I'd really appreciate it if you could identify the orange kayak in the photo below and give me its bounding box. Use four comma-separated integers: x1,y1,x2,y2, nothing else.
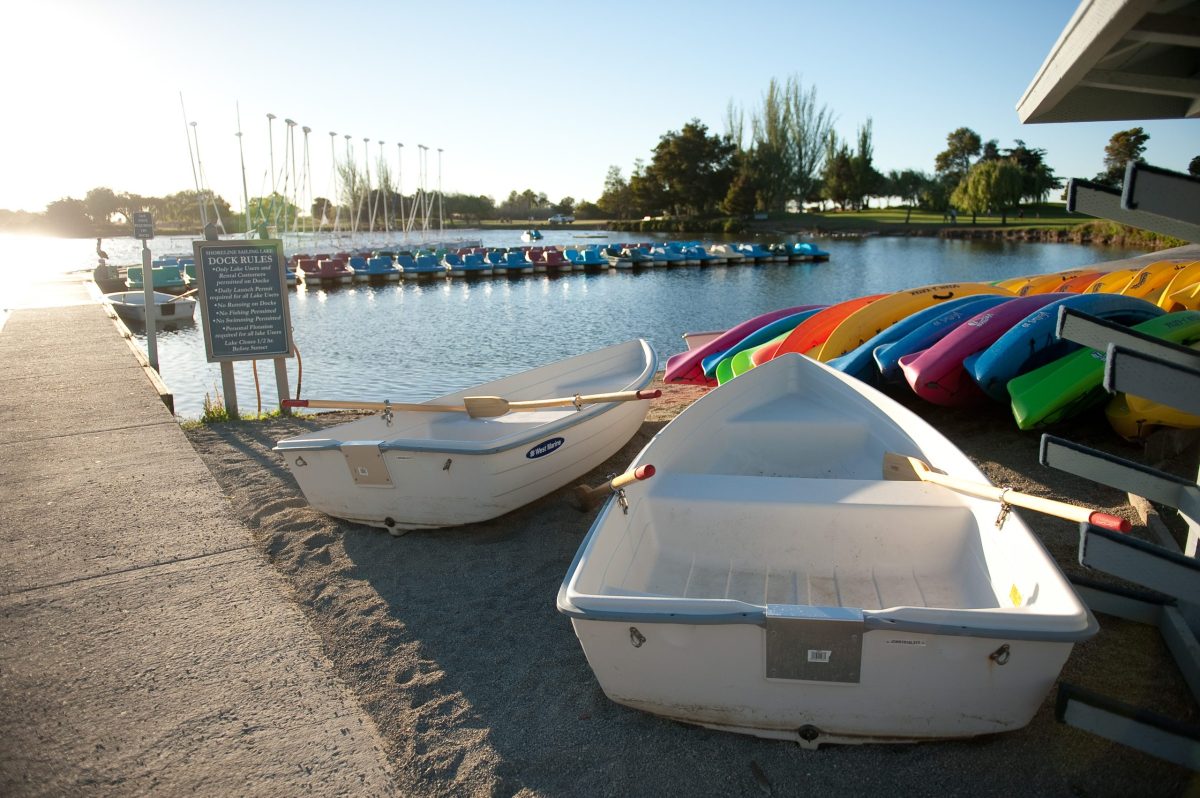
752,293,888,366
1056,272,1103,293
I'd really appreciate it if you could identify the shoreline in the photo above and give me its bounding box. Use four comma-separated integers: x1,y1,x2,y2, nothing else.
183,372,1197,796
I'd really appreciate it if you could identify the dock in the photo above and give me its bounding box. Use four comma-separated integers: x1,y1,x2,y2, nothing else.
0,285,395,795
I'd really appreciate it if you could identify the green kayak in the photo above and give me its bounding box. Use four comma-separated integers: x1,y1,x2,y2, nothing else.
717,331,794,384
1008,310,1200,430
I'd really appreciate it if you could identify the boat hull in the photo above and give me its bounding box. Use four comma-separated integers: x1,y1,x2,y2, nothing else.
276,340,656,530
559,354,1094,746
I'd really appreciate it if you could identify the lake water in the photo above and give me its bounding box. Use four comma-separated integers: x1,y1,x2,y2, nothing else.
0,230,1146,418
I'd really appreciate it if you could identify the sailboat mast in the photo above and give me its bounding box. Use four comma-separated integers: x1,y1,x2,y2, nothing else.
236,103,252,236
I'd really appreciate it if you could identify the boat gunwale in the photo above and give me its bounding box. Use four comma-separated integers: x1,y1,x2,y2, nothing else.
556,495,1099,643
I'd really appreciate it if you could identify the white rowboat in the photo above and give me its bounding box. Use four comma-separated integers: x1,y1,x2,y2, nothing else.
275,340,657,531
558,353,1096,747
104,291,196,325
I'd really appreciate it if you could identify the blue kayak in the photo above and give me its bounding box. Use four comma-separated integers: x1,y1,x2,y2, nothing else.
965,293,1164,402
828,294,1009,384
700,307,827,378
872,295,1014,383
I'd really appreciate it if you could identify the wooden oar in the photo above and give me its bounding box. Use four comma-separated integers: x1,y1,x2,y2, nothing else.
463,389,660,418
572,464,656,512
168,288,199,302
883,452,1131,532
282,388,661,419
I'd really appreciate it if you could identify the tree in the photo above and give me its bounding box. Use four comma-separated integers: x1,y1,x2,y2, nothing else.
553,196,576,216
312,197,334,226
1189,155,1199,177
820,133,856,210
934,127,982,186
745,74,833,212
596,165,633,220
849,119,883,210
43,197,92,235
83,187,119,226
642,119,735,216
574,200,603,220
722,168,758,217
950,160,1025,224
1095,127,1149,187
247,193,299,230
889,169,929,223
1003,140,1061,203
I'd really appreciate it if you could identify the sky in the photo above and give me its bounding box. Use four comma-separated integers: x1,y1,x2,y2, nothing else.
2,0,1195,214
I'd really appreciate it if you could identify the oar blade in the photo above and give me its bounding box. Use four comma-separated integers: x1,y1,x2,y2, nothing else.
882,452,925,481
461,396,510,418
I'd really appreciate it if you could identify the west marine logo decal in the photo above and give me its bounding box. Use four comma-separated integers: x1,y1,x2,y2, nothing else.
526,437,565,459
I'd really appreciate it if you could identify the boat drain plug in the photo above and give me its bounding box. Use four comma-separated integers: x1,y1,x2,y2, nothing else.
798,725,821,743
629,627,646,648
989,644,1011,665
384,517,396,528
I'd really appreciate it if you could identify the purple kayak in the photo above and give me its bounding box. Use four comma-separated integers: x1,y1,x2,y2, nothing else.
898,294,1072,407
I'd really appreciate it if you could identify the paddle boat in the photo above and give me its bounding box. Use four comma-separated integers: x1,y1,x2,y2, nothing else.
543,249,573,273
484,250,508,274
126,264,187,292
648,245,686,266
460,252,493,276
398,253,444,279
707,244,745,264
297,257,354,285
350,256,401,281
785,241,831,262
736,243,774,263
682,244,718,265
105,290,196,326
521,229,543,242
275,340,658,531
502,251,534,275
558,353,1097,747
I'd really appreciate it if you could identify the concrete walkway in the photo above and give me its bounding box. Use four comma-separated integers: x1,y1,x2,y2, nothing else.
0,301,395,795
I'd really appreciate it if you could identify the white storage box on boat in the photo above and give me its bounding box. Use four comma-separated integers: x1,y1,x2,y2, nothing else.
275,340,656,530
557,353,1097,747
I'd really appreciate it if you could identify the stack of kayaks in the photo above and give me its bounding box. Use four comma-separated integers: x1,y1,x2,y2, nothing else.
665,262,1200,437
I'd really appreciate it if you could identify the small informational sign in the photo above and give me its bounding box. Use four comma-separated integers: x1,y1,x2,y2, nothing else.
193,240,293,362
132,211,155,240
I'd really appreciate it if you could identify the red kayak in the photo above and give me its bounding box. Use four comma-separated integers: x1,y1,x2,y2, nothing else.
898,294,1071,406
664,306,821,385
752,294,888,366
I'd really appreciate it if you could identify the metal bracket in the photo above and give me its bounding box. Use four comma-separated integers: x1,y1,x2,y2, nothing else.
1105,344,1200,414
764,605,864,683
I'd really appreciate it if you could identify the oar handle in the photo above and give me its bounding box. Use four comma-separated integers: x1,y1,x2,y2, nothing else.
281,398,465,413
921,470,1131,533
571,464,656,511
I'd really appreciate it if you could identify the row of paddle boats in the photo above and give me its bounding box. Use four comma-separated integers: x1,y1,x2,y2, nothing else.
667,259,1200,440
283,240,830,284
273,280,1138,746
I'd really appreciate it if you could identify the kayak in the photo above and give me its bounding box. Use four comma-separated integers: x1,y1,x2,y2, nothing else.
701,308,826,378
899,294,1073,406
558,353,1096,747
964,294,1163,402
710,308,827,384
1153,261,1200,309
665,306,818,385
1014,270,1098,296
753,294,889,366
1008,311,1200,430
827,294,1010,384
1120,259,1197,301
1083,267,1141,294
873,295,1014,383
815,283,1011,362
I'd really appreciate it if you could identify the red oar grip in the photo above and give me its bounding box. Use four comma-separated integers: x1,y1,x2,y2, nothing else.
636,389,662,400
1089,512,1131,533
633,464,656,481
282,399,309,408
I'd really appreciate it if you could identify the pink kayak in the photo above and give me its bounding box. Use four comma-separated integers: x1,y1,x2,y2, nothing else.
664,305,821,385
899,294,1072,406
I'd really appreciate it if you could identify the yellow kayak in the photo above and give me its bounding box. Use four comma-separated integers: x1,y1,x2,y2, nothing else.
814,283,1011,362
1120,259,1197,301
1083,267,1141,294
1014,269,1097,296
1106,342,1200,438
1165,279,1200,312
1155,261,1200,309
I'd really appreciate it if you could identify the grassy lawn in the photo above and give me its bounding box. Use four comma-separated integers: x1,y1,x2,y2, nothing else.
774,203,1085,232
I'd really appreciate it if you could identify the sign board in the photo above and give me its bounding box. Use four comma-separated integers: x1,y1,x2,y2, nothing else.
132,211,155,240
193,240,293,362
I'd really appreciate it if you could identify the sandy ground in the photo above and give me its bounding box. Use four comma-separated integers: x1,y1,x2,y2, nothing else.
184,375,1199,797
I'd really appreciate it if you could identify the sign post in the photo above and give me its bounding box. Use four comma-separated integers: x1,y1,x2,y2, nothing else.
132,212,157,371
193,239,294,419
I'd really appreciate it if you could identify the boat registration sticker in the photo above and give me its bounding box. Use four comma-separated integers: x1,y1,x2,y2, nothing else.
526,437,565,459
807,650,832,664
